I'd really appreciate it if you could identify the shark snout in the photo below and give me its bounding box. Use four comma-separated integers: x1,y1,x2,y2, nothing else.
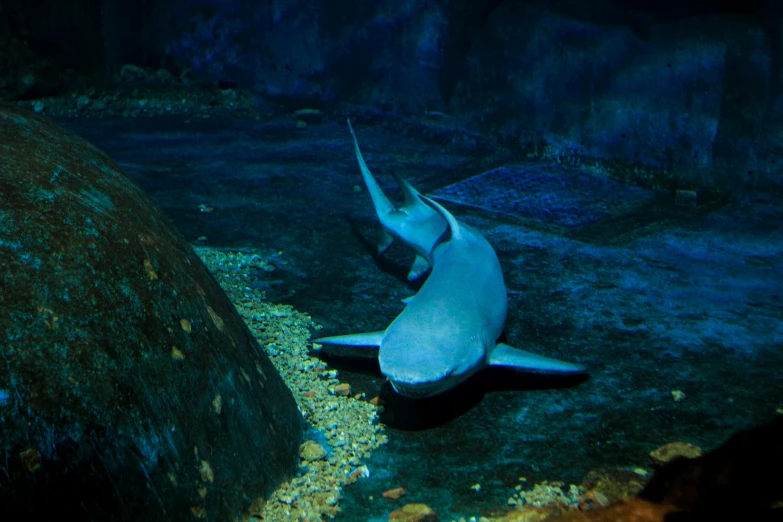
384,364,467,398
389,378,450,399
379,344,485,398
386,369,448,385
382,359,454,383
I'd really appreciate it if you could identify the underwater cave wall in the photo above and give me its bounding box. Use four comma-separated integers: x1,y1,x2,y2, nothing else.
3,0,783,190
148,0,782,191
453,2,782,192
149,0,454,112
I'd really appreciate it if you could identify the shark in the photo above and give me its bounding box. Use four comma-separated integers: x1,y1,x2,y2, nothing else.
313,122,587,398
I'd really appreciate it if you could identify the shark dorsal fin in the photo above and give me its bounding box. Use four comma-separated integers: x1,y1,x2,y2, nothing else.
391,172,423,209
418,195,463,242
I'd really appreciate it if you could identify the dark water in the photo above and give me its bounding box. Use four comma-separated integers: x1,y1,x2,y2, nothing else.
60,114,783,521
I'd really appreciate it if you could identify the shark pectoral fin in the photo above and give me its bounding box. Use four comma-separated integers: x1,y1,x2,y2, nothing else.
313,331,385,347
401,295,416,305
406,254,431,281
378,231,394,255
489,343,588,374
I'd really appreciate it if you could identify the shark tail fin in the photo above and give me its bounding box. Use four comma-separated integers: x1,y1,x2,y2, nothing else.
347,119,395,217
489,343,588,374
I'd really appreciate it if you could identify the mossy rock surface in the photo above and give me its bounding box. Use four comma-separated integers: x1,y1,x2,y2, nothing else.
0,103,303,520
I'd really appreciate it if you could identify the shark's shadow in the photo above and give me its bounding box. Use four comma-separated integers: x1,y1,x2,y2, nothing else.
313,346,589,430
377,368,589,430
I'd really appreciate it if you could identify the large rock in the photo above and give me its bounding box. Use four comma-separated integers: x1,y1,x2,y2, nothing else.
639,415,783,516
0,103,304,520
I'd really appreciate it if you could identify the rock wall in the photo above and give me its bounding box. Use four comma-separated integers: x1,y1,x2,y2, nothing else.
453,3,782,191
3,0,782,190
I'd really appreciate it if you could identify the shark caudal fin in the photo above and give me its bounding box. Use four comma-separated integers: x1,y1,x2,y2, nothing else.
347,119,401,255
347,119,394,217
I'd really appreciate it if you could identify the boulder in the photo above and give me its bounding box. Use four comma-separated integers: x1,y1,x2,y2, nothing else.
0,103,304,520
640,415,783,516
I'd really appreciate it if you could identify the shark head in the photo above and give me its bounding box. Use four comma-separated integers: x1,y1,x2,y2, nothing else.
379,328,485,399
382,352,484,398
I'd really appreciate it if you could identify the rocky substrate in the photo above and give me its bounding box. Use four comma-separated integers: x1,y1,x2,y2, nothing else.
196,247,388,521
198,245,783,522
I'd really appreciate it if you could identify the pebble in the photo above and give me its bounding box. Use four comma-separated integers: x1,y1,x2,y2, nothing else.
333,383,352,396
196,247,388,521
649,442,703,467
383,487,407,500
389,503,438,522
299,440,327,462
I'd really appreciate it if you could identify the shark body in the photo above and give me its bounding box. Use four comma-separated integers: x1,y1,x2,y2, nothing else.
314,122,587,398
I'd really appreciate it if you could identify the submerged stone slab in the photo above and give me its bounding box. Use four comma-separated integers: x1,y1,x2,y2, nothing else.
0,103,304,520
432,163,654,228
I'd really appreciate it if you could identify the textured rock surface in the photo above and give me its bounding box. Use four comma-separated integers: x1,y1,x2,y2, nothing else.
544,416,783,521
0,103,304,520
648,441,703,467
546,498,678,522
640,415,783,516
